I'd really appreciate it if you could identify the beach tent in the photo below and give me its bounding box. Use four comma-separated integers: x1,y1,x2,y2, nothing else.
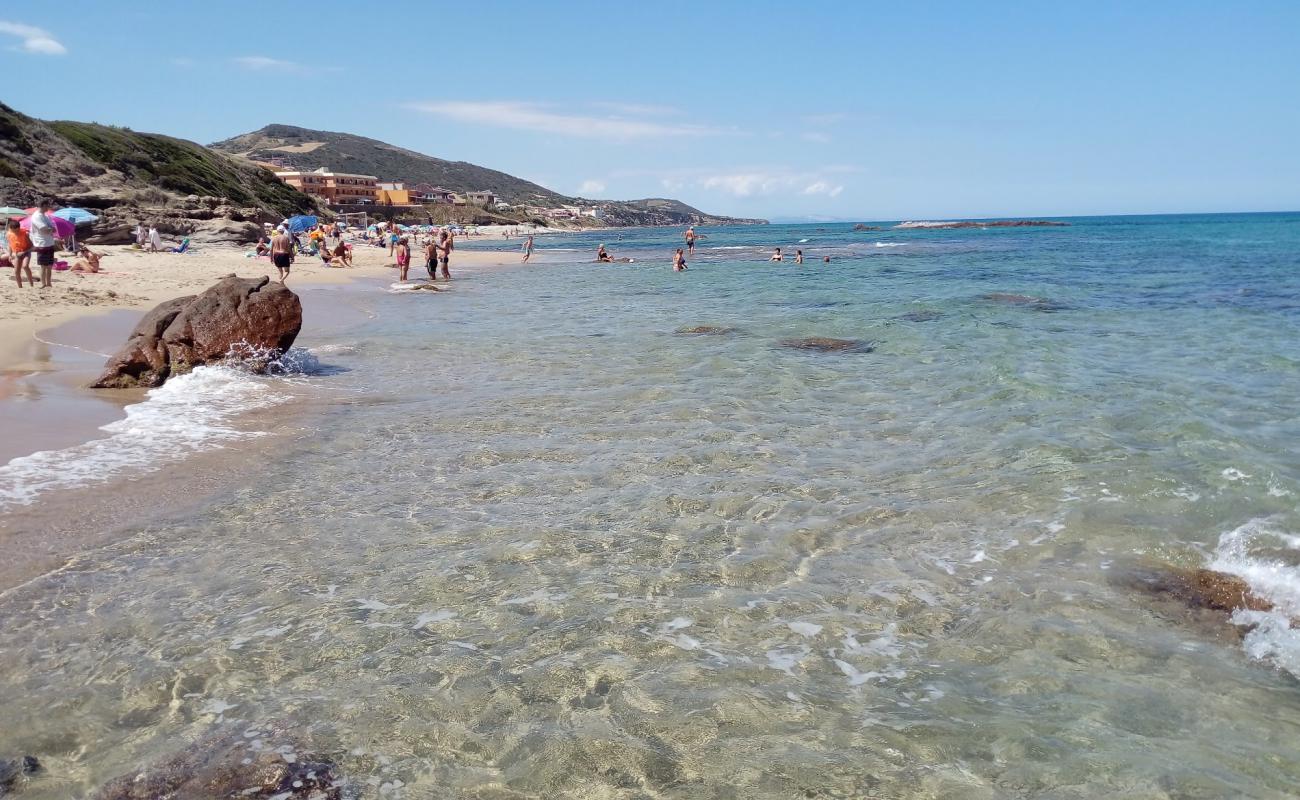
21,214,75,239
53,207,98,224
285,215,318,233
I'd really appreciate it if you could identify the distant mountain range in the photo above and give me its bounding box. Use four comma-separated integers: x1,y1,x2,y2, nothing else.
210,125,765,227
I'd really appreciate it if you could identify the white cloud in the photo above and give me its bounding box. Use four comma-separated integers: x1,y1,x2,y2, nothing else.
578,179,606,195
0,21,66,55
233,55,312,73
802,181,844,197
404,101,725,139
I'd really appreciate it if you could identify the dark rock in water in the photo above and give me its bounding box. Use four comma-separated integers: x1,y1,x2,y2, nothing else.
0,756,41,796
675,325,737,336
779,336,874,353
851,223,883,231
92,276,302,389
92,730,340,800
1120,565,1286,635
980,292,1070,312
899,309,942,322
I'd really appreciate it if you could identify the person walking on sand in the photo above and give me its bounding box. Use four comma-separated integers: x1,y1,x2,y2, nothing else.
522,234,534,263
270,227,295,284
29,200,58,289
673,248,688,272
685,226,697,255
6,219,34,288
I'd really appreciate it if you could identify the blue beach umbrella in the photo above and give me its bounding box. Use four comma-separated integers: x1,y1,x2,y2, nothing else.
53,207,98,224
285,215,318,234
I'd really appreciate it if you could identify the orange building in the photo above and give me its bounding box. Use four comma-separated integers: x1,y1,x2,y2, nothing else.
275,168,378,205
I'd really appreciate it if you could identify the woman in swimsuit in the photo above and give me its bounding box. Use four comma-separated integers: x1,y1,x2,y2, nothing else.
673,248,687,272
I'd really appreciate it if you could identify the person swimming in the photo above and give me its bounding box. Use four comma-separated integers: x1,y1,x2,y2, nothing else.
770,247,783,262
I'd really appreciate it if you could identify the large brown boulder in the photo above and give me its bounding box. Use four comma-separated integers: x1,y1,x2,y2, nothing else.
92,276,301,389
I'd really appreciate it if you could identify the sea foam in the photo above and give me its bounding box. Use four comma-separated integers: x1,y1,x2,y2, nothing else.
0,365,287,509
1209,518,1300,677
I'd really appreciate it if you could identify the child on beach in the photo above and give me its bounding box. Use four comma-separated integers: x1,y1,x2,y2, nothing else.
6,219,34,288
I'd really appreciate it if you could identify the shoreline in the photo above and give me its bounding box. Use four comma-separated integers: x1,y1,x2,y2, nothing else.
0,239,525,593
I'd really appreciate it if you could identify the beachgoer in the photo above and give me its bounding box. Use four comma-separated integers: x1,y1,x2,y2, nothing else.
255,234,271,257
396,237,411,281
147,226,162,253
334,240,352,267
439,230,453,279
769,247,783,263
597,244,613,263
270,227,295,284
522,234,534,263
6,219,34,288
389,228,399,256
673,248,688,272
72,244,102,273
685,226,697,255
29,200,58,288
424,238,439,279
823,256,831,263
795,249,803,264
134,222,147,248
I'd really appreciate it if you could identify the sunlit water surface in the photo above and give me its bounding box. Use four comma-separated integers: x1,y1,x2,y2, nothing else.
2,214,1299,797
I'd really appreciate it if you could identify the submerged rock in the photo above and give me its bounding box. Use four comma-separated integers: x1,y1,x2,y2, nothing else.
0,756,40,796
92,276,302,389
898,309,942,322
851,223,883,231
675,325,737,336
778,336,875,353
980,292,1070,312
1146,567,1276,615
92,730,340,800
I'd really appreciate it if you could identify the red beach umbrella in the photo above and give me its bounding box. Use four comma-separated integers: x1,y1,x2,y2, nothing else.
20,213,76,239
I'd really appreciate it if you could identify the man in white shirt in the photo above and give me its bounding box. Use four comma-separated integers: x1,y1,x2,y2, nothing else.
28,199,57,289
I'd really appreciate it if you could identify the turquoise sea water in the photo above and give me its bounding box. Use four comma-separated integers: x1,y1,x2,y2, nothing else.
1,213,1299,797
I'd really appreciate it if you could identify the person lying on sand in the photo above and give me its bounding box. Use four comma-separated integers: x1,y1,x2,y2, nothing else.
71,245,103,273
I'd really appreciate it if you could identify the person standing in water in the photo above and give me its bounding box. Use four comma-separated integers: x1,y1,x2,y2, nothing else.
424,237,440,279
673,248,688,272
270,227,295,284
685,226,697,255
439,229,453,279
770,247,783,262
522,234,534,263
795,249,804,264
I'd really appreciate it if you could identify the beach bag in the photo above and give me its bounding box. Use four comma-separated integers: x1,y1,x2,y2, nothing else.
53,260,70,271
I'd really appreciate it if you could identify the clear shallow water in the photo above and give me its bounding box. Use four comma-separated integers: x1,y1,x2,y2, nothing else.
2,214,1299,797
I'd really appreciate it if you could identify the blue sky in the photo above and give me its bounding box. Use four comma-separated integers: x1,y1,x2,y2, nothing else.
3,1,1298,220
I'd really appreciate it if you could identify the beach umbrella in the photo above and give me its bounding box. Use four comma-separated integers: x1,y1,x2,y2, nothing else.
0,206,27,218
20,214,75,239
285,214,318,234
53,207,98,224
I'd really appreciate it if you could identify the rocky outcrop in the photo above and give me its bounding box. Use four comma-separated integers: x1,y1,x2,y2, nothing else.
92,276,302,388
92,730,340,800
851,224,883,231
895,220,1068,229
779,337,875,353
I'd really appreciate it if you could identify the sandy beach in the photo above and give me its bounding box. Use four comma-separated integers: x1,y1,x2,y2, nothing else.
0,232,525,373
